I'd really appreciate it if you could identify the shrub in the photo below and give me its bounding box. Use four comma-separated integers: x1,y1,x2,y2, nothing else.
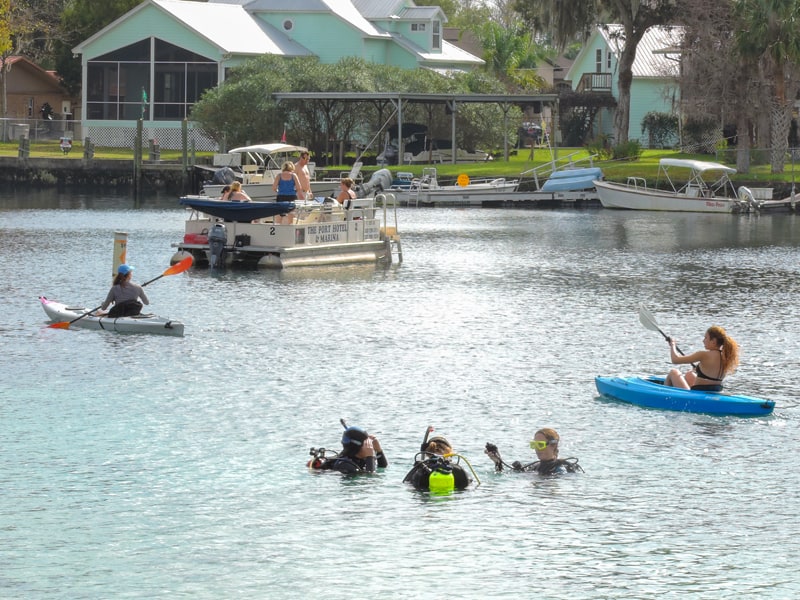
611,139,642,160
641,112,678,148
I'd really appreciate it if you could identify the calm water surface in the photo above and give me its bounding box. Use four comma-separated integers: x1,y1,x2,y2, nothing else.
2,189,799,598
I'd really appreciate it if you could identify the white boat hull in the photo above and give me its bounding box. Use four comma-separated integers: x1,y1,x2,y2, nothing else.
393,179,519,206
594,179,739,213
40,297,184,336
202,180,338,201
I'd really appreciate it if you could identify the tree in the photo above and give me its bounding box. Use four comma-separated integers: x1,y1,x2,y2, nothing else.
732,0,800,174
53,0,141,95
514,0,680,144
678,0,760,172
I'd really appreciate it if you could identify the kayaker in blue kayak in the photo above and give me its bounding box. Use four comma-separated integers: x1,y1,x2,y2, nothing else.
485,428,582,475
100,264,150,318
308,425,387,474
664,325,740,391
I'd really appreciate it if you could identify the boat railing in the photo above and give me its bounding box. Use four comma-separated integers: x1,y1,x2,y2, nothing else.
520,151,598,189
626,177,647,190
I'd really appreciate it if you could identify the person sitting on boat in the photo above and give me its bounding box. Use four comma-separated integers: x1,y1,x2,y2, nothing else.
485,428,582,475
219,185,231,200
308,425,387,474
403,431,472,493
100,264,150,318
227,181,251,202
335,177,357,209
273,161,301,224
664,326,740,391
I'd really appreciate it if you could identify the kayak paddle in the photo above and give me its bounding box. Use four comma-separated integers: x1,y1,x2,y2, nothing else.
48,256,194,329
638,303,696,365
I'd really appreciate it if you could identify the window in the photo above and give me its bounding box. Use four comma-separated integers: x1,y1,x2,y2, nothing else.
432,20,440,49
607,50,612,70
283,19,293,31
86,38,217,121
595,49,602,73
411,23,426,32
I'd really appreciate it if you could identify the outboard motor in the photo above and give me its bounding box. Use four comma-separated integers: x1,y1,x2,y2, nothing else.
357,168,393,196
211,166,236,185
208,222,227,269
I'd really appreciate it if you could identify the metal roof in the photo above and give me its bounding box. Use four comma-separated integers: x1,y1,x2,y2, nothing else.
601,25,682,78
236,0,388,37
273,92,557,105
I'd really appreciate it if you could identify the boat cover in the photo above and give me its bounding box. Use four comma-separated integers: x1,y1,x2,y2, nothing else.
179,197,296,221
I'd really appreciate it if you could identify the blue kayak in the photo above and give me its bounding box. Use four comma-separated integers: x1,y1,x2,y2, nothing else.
595,376,774,416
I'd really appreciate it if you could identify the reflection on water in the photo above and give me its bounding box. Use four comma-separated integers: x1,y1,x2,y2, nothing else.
2,190,800,598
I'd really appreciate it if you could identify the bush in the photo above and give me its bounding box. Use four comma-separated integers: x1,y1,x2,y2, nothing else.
611,139,642,160
641,112,678,148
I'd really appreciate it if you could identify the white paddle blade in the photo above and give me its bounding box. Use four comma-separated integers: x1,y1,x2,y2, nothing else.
638,303,663,333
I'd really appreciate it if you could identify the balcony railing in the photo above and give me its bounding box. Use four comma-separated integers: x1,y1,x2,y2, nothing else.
576,72,613,93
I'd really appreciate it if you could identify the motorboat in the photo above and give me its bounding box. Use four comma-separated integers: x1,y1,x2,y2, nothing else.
391,168,519,206
595,376,774,416
594,158,756,213
40,297,184,336
172,170,402,269
202,143,338,200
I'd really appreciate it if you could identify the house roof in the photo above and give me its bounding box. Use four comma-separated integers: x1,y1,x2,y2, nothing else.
235,0,389,38
74,0,312,56
600,25,682,78
349,0,405,19
4,55,66,89
74,0,480,67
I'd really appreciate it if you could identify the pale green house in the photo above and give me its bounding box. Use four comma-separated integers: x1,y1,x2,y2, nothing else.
72,0,483,149
565,25,682,147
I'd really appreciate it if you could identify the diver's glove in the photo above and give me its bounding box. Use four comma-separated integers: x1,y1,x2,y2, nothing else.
485,442,504,472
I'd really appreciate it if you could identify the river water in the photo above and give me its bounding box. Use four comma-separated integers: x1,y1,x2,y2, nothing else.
2,188,799,599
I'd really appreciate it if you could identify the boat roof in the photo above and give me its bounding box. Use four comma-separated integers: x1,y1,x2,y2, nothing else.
227,143,308,154
659,158,736,174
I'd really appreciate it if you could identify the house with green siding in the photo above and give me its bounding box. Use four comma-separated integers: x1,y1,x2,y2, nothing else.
565,25,682,148
72,0,482,149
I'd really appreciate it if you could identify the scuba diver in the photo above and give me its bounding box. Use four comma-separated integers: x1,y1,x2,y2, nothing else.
308,421,387,474
485,428,583,475
402,427,477,493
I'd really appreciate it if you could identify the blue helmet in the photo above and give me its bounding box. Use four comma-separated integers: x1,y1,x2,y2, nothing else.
341,426,368,456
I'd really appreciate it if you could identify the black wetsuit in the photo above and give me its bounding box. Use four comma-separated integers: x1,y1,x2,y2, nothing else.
510,458,583,475
313,452,388,474
403,456,471,491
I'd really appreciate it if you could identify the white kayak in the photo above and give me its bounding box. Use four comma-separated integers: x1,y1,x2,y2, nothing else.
40,296,184,337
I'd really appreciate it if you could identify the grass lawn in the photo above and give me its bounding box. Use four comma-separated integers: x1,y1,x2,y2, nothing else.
2,140,798,185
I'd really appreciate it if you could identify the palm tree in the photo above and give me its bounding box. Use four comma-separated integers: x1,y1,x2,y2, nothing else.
515,0,679,144
733,0,800,174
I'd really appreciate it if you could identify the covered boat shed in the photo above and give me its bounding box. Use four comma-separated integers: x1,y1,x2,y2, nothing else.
272,92,560,164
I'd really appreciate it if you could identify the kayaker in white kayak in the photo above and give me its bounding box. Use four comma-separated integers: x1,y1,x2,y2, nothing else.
485,428,582,475
99,264,150,318
664,325,740,391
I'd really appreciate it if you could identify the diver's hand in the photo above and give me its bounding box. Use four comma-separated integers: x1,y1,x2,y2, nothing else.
485,443,503,471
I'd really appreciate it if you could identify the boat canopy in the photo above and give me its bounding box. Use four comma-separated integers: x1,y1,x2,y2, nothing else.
227,143,308,155
659,158,736,175
179,197,296,221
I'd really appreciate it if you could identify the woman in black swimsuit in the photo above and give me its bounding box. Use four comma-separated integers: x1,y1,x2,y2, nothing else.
664,325,740,391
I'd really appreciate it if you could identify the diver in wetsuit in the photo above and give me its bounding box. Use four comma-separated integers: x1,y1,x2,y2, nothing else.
485,428,582,475
308,425,387,474
403,432,472,492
